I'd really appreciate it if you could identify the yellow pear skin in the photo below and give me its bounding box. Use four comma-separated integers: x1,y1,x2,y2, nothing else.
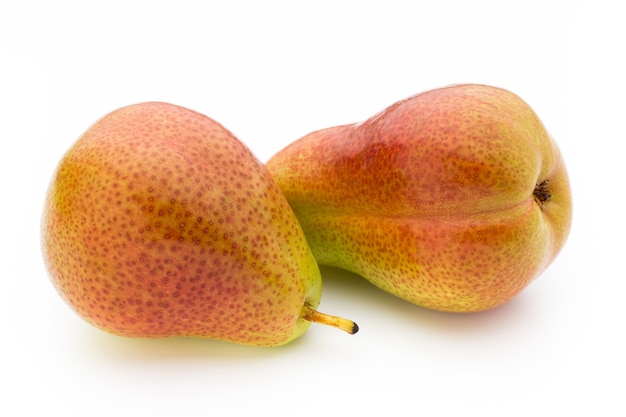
267,84,572,312
42,102,357,346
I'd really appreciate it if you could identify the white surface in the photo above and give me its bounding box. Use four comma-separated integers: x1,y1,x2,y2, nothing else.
2,1,623,415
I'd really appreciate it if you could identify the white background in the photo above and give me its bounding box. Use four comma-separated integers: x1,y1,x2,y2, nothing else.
2,1,623,415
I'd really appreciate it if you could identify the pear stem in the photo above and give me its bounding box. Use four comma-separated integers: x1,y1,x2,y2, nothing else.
302,303,359,335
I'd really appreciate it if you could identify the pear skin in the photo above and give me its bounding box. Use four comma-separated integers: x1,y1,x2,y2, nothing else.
267,84,572,312
42,102,357,346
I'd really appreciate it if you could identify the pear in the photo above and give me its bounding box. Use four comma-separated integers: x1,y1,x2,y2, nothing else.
267,84,572,312
42,102,357,346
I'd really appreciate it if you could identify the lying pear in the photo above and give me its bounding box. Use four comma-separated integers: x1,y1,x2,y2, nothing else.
42,102,357,346
267,84,572,312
